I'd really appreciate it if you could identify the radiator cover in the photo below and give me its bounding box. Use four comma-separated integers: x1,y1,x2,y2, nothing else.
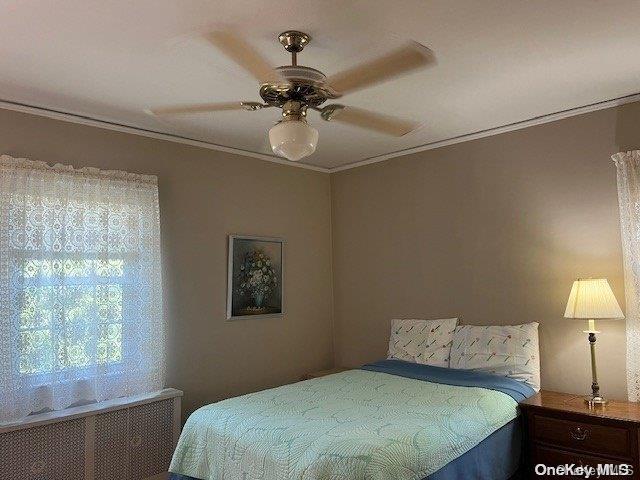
0,389,182,480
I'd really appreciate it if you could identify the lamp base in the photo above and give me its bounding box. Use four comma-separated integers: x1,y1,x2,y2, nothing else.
585,395,609,407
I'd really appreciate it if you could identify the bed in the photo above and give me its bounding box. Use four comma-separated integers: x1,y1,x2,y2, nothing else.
168,359,534,480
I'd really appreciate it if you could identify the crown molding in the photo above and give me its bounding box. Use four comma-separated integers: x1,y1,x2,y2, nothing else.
329,92,640,173
0,99,330,173
2,93,639,175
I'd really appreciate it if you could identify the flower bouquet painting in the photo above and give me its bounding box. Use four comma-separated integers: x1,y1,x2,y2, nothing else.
227,235,284,319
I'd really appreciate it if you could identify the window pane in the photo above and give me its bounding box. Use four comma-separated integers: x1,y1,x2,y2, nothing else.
97,323,123,364
96,284,123,323
18,259,124,375
57,324,92,369
95,259,124,277
19,330,53,375
20,286,53,329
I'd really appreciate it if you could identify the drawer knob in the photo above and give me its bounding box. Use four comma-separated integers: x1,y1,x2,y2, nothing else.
569,426,589,441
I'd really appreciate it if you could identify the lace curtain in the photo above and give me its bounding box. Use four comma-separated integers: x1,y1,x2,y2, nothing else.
614,150,640,401
0,155,164,423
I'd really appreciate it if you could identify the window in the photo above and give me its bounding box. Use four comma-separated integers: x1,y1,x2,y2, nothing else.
18,258,125,375
1,155,164,424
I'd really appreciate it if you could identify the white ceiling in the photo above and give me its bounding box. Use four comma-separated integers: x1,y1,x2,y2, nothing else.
1,0,639,170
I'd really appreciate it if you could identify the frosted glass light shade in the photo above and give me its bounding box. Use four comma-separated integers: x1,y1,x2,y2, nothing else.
269,120,318,161
564,278,624,319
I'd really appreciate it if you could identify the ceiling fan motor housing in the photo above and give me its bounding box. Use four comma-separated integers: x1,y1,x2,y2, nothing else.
259,65,338,108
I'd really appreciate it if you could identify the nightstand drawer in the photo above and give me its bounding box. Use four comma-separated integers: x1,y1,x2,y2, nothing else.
531,413,633,459
532,444,635,479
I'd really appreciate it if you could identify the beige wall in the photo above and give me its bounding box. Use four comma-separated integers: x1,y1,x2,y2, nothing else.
0,109,334,418
2,100,638,410
331,101,640,400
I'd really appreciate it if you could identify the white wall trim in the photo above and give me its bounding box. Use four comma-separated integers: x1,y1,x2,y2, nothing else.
0,99,330,173
329,92,640,173
2,93,639,175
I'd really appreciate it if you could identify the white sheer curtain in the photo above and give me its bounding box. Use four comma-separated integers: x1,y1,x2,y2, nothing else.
614,150,640,401
0,155,164,423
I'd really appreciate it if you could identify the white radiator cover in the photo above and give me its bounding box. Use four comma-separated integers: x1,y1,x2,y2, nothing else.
0,388,182,480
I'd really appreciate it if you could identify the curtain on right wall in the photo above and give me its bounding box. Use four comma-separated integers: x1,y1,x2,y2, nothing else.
614,150,640,401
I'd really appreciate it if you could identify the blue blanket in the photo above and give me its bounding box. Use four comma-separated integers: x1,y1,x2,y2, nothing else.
361,359,535,402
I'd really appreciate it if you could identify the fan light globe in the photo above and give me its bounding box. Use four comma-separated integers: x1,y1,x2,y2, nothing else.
269,120,318,161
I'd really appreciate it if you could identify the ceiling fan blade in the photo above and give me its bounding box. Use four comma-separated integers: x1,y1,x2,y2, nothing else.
206,30,282,84
322,105,420,136
327,42,435,96
147,101,265,116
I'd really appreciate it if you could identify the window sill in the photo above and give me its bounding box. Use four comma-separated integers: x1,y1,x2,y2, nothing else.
0,387,183,433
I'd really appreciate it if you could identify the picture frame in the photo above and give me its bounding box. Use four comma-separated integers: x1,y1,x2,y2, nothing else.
226,235,285,320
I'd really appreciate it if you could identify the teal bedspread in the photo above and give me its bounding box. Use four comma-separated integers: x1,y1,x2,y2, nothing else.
170,366,520,480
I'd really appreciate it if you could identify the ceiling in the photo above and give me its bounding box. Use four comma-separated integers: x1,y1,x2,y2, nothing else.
1,0,639,171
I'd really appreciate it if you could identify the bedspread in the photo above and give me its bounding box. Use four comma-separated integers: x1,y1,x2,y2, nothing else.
169,360,531,480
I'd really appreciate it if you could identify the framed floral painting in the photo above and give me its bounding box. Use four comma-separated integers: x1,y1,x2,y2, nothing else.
227,235,284,320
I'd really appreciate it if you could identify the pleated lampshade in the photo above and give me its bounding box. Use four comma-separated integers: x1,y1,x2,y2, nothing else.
564,278,624,319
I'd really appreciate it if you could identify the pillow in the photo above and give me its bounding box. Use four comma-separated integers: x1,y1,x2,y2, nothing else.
449,323,540,390
387,318,458,368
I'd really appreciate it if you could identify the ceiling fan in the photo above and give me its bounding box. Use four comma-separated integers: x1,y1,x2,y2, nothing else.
148,30,435,161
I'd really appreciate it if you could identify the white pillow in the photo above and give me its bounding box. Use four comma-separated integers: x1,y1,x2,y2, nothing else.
387,318,458,368
449,323,540,390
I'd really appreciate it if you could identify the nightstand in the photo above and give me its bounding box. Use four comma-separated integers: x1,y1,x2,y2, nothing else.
301,367,350,380
520,390,640,478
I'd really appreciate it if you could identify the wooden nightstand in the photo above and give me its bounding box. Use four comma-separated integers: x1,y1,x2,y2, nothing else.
301,367,350,380
520,390,640,478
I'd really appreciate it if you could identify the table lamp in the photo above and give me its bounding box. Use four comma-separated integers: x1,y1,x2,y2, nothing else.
564,278,624,406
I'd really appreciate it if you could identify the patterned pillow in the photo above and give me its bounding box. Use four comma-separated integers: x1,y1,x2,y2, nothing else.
387,318,458,368
449,323,540,390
